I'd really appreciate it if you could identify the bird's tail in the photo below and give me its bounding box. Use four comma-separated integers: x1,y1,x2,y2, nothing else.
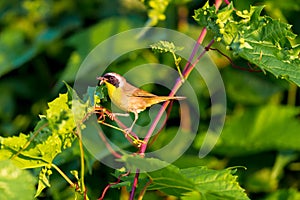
149,96,186,105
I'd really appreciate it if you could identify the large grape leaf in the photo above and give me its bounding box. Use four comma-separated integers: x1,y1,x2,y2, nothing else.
194,3,300,86
0,93,80,169
121,155,249,199
0,89,90,196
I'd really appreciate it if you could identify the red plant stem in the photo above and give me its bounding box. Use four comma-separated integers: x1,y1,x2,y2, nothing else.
98,171,131,200
224,0,231,5
128,38,214,200
129,1,223,199
184,28,207,73
209,48,262,72
140,28,209,152
129,169,140,200
140,35,214,155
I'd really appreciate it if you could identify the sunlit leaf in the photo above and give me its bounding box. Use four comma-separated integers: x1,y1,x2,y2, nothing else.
0,93,79,168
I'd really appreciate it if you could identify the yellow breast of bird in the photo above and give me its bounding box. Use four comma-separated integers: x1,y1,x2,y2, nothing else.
105,81,131,112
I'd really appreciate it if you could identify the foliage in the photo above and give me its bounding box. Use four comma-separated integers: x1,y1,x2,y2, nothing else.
0,91,84,197
0,0,299,199
122,155,249,199
194,2,300,86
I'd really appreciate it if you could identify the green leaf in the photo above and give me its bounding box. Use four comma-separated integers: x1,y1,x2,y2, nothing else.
0,160,36,200
150,40,183,54
121,155,249,199
199,105,300,156
0,93,79,169
194,3,300,86
46,93,75,133
0,132,53,168
0,90,91,196
46,93,77,147
179,167,249,200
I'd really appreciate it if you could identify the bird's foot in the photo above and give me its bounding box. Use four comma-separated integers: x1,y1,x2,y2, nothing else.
107,112,130,121
124,127,133,137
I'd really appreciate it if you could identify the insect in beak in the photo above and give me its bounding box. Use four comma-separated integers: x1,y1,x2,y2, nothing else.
97,76,107,85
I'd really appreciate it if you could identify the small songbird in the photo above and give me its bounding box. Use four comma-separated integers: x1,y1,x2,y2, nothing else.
97,72,185,132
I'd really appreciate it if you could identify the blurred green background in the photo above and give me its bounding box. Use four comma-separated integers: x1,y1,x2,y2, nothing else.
1,0,300,199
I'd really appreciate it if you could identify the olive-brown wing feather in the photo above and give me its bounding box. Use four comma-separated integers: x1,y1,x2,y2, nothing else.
127,88,185,113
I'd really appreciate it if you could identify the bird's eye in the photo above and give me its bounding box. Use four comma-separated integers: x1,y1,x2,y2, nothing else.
105,75,120,88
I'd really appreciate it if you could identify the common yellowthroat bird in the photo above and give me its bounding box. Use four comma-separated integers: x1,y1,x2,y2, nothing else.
97,72,185,132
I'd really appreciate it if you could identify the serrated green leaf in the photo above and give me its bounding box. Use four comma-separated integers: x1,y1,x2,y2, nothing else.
0,92,81,168
46,93,74,129
0,160,36,200
121,156,249,199
46,93,77,148
150,40,183,54
194,3,300,86
149,165,249,199
181,167,249,200
0,132,61,168
202,105,300,156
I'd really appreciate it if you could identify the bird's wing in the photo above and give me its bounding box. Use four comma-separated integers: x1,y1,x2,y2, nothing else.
131,88,157,98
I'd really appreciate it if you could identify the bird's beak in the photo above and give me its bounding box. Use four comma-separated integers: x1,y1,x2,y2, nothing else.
97,76,107,85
